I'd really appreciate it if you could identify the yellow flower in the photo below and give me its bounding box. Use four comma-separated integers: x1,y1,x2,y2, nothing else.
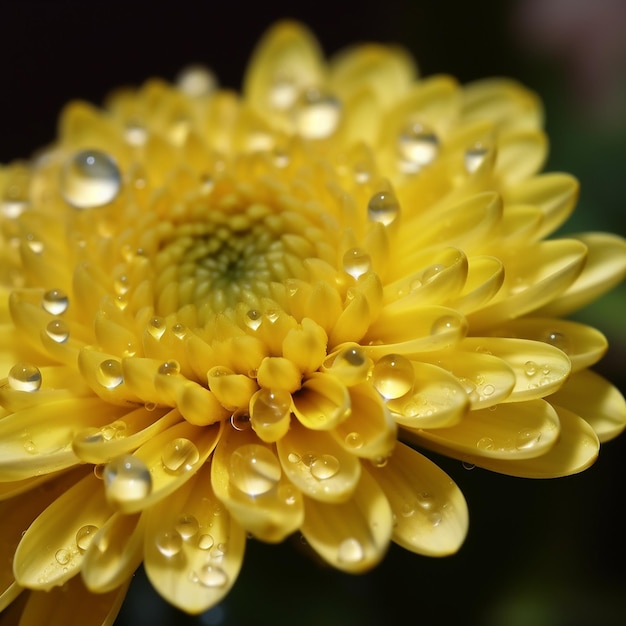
1,19,626,622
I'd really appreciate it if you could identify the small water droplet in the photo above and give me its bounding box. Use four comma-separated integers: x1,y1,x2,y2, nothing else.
176,64,217,97
294,89,341,139
8,363,42,392
172,323,187,339
515,429,542,450
45,319,70,343
175,514,200,540
524,360,538,377
430,315,461,336
230,410,251,431
367,191,400,226
161,438,200,474
156,530,183,557
55,549,71,565
197,533,215,550
75,525,99,552
342,247,371,279
288,452,301,464
196,563,228,588
310,454,340,480
398,122,439,171
372,354,414,399
103,455,152,505
462,461,475,470
101,420,127,441
148,316,166,339
41,289,69,315
464,142,491,174
124,120,148,146
545,330,571,354
337,538,364,564
269,77,299,110
481,383,495,397
60,150,122,209
245,309,262,331
25,234,44,254
230,444,281,497
96,359,124,389
344,432,363,450
158,360,180,376
476,437,495,451
23,440,37,454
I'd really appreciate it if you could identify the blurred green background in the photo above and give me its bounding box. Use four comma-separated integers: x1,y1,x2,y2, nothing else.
2,1,625,624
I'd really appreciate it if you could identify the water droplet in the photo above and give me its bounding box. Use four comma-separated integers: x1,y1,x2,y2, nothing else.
545,330,571,354
197,533,215,550
124,121,148,146
172,323,187,339
342,247,371,279
245,309,262,331
158,360,180,376
25,234,43,254
196,563,228,588
230,410,251,431
96,359,124,389
399,502,415,518
45,319,70,343
175,514,200,540
464,143,490,174
8,363,42,392
148,316,166,339
103,455,152,504
23,440,37,454
250,388,292,427
75,525,99,552
430,315,461,336
55,549,71,565
287,452,301,464
344,432,363,450
279,484,298,506
367,191,400,226
230,444,281,497
515,429,542,450
481,383,495,397
310,454,340,480
337,538,364,564
294,89,341,139
398,122,439,170
41,289,69,315
176,64,217,97
156,530,183,557
372,354,414,399
161,438,200,474
476,437,495,451
270,77,298,110
114,274,130,296
462,461,475,470
327,346,371,385
60,150,122,209
524,360,538,377
421,263,446,283
371,456,388,468
101,420,127,441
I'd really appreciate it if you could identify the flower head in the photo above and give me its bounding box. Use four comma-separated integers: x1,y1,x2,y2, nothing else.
1,20,625,621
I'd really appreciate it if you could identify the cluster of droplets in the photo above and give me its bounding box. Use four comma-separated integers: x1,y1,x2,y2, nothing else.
395,491,445,528
287,451,341,481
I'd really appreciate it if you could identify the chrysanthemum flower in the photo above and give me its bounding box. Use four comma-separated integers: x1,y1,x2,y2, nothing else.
1,20,625,623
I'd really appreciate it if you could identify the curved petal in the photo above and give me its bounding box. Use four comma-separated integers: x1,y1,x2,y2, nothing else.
370,442,468,556
292,372,351,430
144,463,246,615
301,467,393,573
494,128,547,184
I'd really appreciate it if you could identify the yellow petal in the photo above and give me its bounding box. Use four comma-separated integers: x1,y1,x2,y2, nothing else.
276,420,361,502
14,473,115,590
282,318,328,374
370,442,468,556
292,372,351,430
409,399,560,461
144,463,246,615
494,128,547,183
211,426,304,542
448,255,504,314
300,467,392,573
550,370,626,442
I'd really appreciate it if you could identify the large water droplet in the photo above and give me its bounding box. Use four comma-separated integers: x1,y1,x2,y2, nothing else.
103,455,152,505
45,319,70,343
75,525,99,552
294,89,341,139
367,191,400,226
372,354,414,399
397,122,439,170
175,514,200,540
96,359,124,389
250,388,292,426
196,563,228,588
342,247,371,279
61,150,122,209
230,444,282,497
8,363,42,392
161,438,200,474
310,454,340,480
41,289,69,315
156,530,183,557
337,537,364,564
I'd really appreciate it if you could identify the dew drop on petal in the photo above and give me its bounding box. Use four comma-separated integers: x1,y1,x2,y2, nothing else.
464,143,490,174
75,525,99,552
344,431,363,450
158,360,180,376
197,534,215,550
515,429,542,450
398,122,439,169
476,437,495,451
250,388,292,426
230,410,251,431
175,514,200,540
172,323,187,339
430,315,461,336
269,77,298,110
342,247,371,279
176,64,217,97
41,289,69,315
161,438,200,474
8,363,42,392
196,563,228,588
55,549,71,565
148,316,166,339
103,455,152,505
245,309,262,331
45,319,70,343
294,89,341,139
61,150,121,209
155,530,183,557
230,444,282,497
524,361,538,377
310,454,340,480
372,354,414,399
367,191,400,226
544,330,571,354
96,359,124,389
337,538,364,564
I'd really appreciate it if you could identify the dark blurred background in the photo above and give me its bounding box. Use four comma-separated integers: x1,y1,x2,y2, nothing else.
2,1,626,624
